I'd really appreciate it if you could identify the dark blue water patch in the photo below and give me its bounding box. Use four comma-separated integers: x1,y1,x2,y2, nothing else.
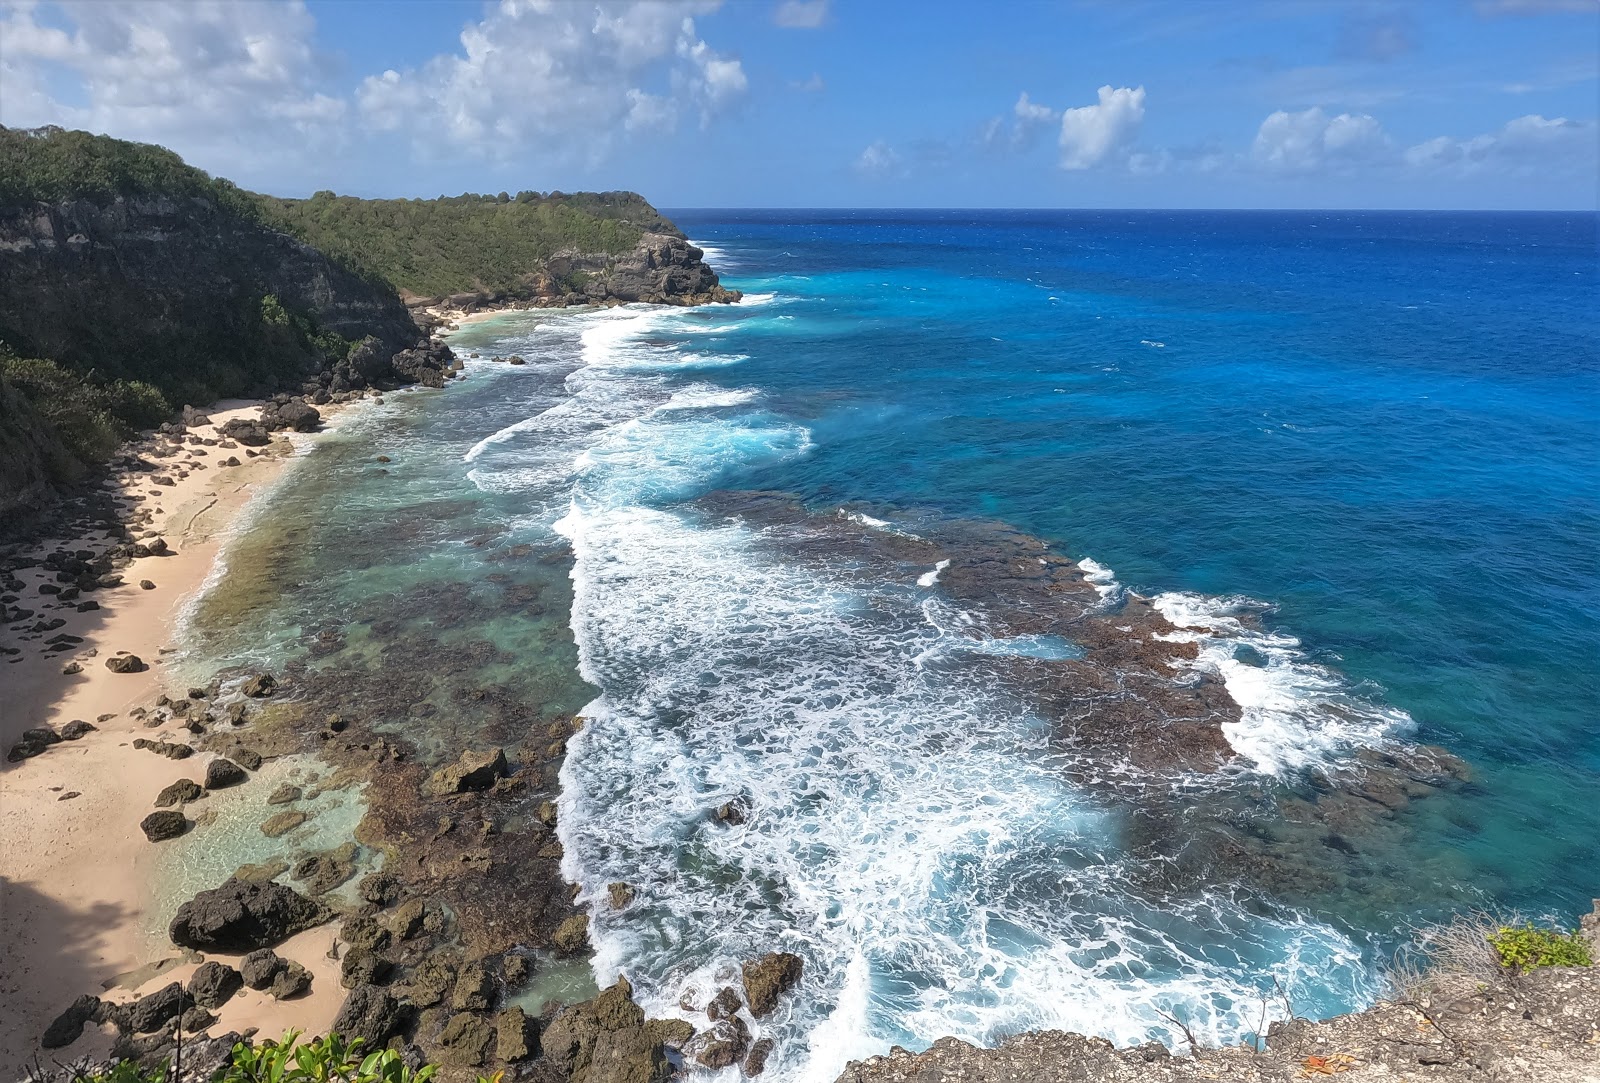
670,209,1600,922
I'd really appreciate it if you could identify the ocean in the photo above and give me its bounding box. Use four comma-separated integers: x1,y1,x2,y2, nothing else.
176,210,1599,1080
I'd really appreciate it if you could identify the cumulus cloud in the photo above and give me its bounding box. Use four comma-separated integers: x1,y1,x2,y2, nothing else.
0,0,345,177
980,91,1059,151
773,0,830,29
358,3,745,159
1251,106,1390,172
1404,113,1598,174
854,139,902,178
1058,85,1146,170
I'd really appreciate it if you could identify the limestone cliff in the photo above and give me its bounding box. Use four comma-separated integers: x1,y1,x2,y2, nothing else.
0,193,421,404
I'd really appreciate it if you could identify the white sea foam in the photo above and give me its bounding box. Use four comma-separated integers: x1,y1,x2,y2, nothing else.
1077,557,1121,600
1152,592,1410,775
916,559,950,587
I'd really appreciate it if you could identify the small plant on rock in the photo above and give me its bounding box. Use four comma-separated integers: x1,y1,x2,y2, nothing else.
1487,923,1593,972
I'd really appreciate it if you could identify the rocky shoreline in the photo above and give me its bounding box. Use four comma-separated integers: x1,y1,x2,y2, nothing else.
5,325,1595,1083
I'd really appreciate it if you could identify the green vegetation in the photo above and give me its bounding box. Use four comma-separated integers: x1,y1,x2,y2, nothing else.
65,1032,499,1083
1,350,168,478
1488,923,1593,972
0,126,262,221
256,189,668,298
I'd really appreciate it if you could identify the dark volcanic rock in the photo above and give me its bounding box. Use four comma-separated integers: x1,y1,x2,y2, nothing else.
332,984,406,1045
241,672,276,697
41,993,101,1048
437,1012,495,1068
340,948,392,989
59,719,96,740
140,810,189,841
541,977,681,1083
168,878,332,951
496,1006,538,1062
127,981,189,1034
188,961,244,1009
552,913,589,956
204,757,248,789
239,949,281,990
689,1014,750,1070
8,725,62,761
743,951,803,1017
706,986,742,1022
269,960,312,1000
218,419,271,447
105,653,146,673
154,778,204,807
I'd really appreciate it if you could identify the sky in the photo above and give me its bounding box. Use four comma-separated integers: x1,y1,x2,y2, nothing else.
1,0,1597,209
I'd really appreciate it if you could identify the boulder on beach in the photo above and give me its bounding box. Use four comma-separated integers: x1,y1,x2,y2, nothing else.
41,994,101,1049
168,878,332,951
60,719,96,740
204,757,248,789
8,725,62,761
239,949,281,990
127,981,190,1034
269,959,312,1000
105,653,146,673
219,419,271,447
425,747,508,795
154,778,204,807
188,961,243,1009
140,810,189,842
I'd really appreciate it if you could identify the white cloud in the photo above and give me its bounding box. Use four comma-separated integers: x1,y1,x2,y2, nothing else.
791,72,826,93
854,139,902,178
1058,85,1146,170
1014,91,1057,127
1405,113,1598,174
1251,106,1389,172
0,0,346,179
773,0,829,29
357,2,744,160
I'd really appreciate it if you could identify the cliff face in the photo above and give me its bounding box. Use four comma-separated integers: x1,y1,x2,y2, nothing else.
542,231,741,307
0,194,420,402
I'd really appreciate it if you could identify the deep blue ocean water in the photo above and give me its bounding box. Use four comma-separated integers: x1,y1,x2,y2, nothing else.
182,211,1599,1080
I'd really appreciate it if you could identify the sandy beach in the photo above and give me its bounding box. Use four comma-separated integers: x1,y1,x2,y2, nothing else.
0,403,348,1073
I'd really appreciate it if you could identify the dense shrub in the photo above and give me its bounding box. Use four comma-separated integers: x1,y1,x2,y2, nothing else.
1488,923,1593,972
65,1032,496,1083
1,351,169,473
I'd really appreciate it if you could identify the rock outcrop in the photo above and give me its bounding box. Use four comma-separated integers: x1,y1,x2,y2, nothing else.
168,878,331,951
837,959,1600,1083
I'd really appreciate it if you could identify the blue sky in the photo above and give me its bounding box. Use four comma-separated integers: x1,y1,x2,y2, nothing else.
2,0,1596,208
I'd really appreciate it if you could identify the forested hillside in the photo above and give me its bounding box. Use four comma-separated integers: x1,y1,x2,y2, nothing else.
258,190,680,298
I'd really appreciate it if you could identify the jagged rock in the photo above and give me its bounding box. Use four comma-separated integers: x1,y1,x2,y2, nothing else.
204,758,247,789
140,810,189,841
59,719,96,740
266,783,302,805
168,878,331,951
502,953,531,989
537,800,558,826
105,653,146,673
332,984,406,1045
239,949,280,990
234,747,263,770
260,810,307,837
389,897,427,941
607,883,636,910
358,871,399,905
742,951,803,1017
706,986,742,1022
154,779,204,807
553,913,590,955
341,948,393,989
8,725,62,761
404,956,457,1008
437,1012,495,1067
241,673,276,697
291,842,358,895
263,399,321,433
425,747,508,795
452,960,495,1012
745,1038,775,1076
269,960,312,1000
541,977,676,1083
341,913,393,953
218,419,270,447
180,1004,218,1033
188,961,243,1009
495,1006,538,1062
715,799,747,826
132,738,195,759
41,993,101,1048
689,1015,749,1070
127,981,189,1034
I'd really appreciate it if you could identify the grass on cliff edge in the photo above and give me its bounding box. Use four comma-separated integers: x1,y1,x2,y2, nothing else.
1385,913,1593,1002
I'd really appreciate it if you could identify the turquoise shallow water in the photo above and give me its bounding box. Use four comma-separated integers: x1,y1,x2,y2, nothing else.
181,211,1597,1080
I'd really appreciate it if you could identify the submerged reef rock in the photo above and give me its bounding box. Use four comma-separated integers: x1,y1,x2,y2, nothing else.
168,878,331,951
